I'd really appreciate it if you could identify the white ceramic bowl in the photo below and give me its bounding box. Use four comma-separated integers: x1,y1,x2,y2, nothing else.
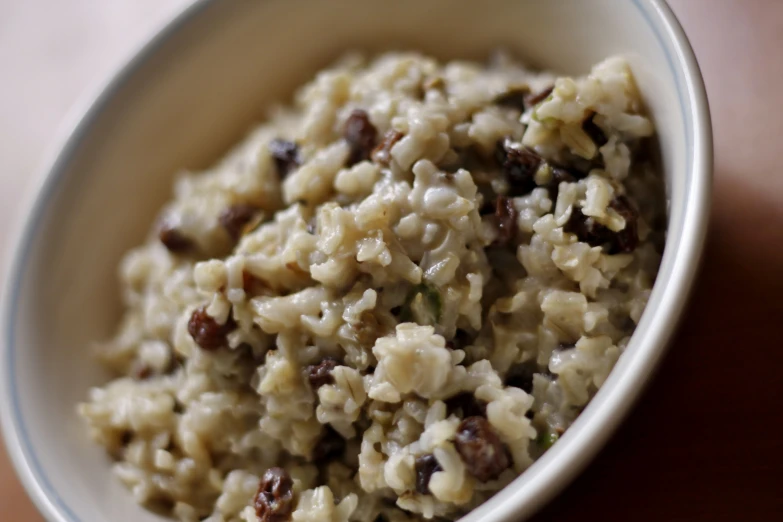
0,1,711,521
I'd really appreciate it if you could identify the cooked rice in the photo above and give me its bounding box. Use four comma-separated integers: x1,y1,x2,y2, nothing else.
78,51,664,522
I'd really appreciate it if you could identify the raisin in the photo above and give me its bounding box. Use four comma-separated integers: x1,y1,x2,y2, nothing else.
120,431,133,446
454,416,510,482
563,206,614,248
494,196,518,246
254,467,294,522
608,196,639,254
495,140,541,197
371,130,404,165
344,109,378,165
445,393,487,419
565,199,639,254
312,426,346,462
414,453,442,494
187,307,235,350
504,361,538,393
306,357,339,389
268,139,300,178
582,113,609,148
525,85,554,106
546,166,577,202
494,87,530,112
158,225,193,253
451,329,472,350
219,204,260,240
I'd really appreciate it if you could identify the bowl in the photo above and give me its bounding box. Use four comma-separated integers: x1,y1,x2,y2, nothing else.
0,1,711,521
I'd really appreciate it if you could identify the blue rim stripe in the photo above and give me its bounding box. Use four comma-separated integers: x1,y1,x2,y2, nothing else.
3,1,693,521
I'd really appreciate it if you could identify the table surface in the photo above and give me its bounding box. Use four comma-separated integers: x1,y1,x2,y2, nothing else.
2,0,782,520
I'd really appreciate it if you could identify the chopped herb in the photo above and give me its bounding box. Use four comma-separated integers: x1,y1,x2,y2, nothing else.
536,430,559,450
399,283,442,325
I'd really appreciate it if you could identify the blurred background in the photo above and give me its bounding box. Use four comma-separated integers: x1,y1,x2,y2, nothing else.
1,0,781,520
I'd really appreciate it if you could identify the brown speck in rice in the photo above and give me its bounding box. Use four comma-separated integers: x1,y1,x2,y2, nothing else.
371,129,404,165
525,84,554,106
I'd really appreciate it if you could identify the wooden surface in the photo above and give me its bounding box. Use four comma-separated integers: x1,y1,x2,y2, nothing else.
2,0,782,520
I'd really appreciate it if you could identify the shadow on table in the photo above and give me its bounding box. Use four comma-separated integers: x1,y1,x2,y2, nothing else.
533,177,783,521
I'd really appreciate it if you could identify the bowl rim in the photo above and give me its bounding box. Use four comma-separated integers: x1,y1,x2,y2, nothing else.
0,0,712,521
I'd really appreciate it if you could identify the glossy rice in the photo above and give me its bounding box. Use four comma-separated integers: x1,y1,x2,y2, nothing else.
78,51,664,522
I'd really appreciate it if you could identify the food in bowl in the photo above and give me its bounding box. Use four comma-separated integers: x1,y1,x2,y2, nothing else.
78,51,664,522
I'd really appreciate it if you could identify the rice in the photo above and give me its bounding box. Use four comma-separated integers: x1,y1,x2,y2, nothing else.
78,51,664,522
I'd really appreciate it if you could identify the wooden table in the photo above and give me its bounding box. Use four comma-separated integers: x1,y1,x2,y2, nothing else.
2,0,782,519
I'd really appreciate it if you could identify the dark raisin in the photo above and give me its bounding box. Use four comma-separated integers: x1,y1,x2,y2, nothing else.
445,393,487,418
563,206,614,248
159,225,194,253
371,130,404,165
494,88,530,112
565,199,639,254
494,196,518,246
478,197,496,216
344,109,378,165
546,166,577,202
120,431,133,446
243,270,269,297
454,416,510,482
452,329,472,350
390,306,402,317
306,357,339,390
496,140,541,197
312,426,346,462
525,85,554,106
268,139,300,178
187,307,235,351
504,362,538,393
219,204,260,240
582,113,608,148
608,196,639,254
414,453,442,494
254,467,294,522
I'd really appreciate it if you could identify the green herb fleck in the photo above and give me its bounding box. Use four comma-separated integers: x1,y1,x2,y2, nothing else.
399,283,442,325
536,430,559,450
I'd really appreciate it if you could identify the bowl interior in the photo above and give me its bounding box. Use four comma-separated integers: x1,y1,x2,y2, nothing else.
2,1,696,521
